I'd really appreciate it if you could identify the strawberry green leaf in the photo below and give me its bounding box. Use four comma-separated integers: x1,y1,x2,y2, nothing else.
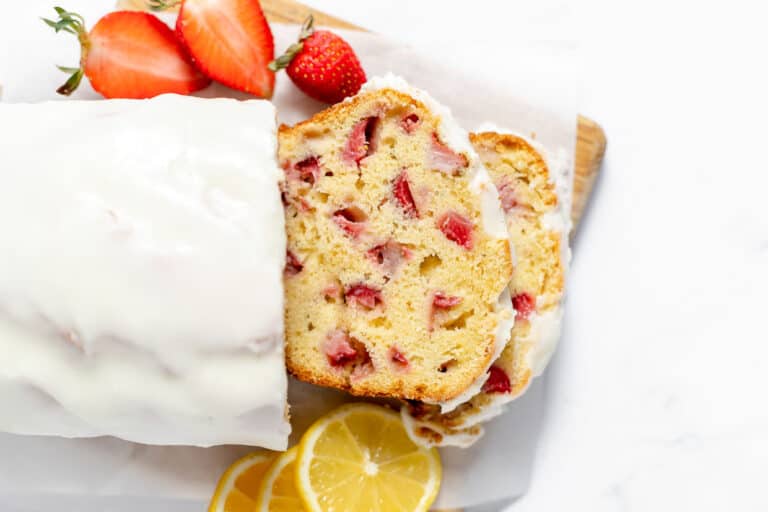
41,6,91,96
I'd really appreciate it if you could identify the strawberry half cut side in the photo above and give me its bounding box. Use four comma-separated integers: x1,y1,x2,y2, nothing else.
176,0,275,97
42,7,210,98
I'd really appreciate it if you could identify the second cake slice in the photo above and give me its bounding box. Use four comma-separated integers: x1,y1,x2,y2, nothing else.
279,78,514,405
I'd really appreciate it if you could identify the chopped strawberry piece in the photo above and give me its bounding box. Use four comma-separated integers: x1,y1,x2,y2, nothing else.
322,282,342,300
345,284,383,310
497,180,518,212
433,292,463,309
176,0,275,97
284,250,303,276
427,134,468,175
392,171,419,218
297,197,313,212
366,240,410,274
333,206,367,238
512,292,536,320
482,365,512,394
400,113,420,134
323,330,358,367
389,346,409,369
294,156,321,185
437,212,474,249
350,352,374,381
343,117,379,166
429,291,463,331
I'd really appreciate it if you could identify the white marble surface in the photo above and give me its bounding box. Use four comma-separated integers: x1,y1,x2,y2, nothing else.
1,0,767,510
304,0,768,510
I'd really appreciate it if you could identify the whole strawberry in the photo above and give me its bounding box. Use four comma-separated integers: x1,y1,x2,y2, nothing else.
270,15,366,104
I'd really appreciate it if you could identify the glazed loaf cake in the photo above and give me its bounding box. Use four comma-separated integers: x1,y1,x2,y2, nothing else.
0,95,289,448
279,78,514,405
403,131,571,447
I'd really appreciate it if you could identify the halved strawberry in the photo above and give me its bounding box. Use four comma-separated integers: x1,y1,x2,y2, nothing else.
43,7,209,98
176,0,275,97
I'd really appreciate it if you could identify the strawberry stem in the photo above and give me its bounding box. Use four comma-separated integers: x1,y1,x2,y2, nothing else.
268,15,316,72
41,7,90,95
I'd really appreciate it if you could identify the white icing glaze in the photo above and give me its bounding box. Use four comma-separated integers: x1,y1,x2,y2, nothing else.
526,308,565,376
0,95,289,448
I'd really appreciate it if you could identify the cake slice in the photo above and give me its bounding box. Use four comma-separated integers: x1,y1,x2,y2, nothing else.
279,77,514,405
403,130,571,447
0,95,289,448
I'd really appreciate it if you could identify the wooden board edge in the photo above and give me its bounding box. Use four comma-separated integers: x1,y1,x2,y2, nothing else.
573,115,607,230
261,0,363,30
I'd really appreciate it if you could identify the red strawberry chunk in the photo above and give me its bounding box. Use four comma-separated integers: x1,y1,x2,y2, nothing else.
322,282,341,299
389,346,409,369
350,350,374,381
345,284,383,310
437,212,474,249
284,251,303,276
343,117,379,166
497,180,518,212
433,292,463,309
392,171,419,218
367,240,411,274
323,330,358,367
400,113,420,134
294,156,321,185
333,206,367,238
427,134,468,175
482,365,512,394
512,292,536,320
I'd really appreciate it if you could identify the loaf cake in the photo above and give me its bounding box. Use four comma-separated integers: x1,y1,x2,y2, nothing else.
0,95,290,448
403,130,571,447
279,77,514,405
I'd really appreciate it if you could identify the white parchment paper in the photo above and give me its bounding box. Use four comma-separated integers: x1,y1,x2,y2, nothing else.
0,3,577,509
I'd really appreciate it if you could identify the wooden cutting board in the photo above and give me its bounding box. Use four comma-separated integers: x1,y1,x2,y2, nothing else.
119,0,606,231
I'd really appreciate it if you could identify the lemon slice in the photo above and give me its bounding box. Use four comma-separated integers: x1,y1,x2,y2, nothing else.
296,403,442,512
255,446,306,511
209,451,277,512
